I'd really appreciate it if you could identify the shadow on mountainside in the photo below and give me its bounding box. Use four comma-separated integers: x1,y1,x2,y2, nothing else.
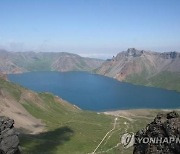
20,126,74,154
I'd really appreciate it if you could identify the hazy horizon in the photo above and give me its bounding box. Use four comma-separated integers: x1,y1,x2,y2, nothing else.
0,0,180,59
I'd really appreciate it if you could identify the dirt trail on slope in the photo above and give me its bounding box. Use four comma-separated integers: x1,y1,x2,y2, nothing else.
91,117,118,154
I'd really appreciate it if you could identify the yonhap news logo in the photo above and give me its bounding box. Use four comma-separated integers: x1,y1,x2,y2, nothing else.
121,132,180,149
121,132,135,148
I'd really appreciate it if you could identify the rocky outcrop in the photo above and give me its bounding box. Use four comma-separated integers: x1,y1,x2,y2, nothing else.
160,51,180,59
133,111,180,154
125,48,144,57
0,117,20,154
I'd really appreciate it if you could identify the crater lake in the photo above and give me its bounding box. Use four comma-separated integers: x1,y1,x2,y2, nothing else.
8,71,180,111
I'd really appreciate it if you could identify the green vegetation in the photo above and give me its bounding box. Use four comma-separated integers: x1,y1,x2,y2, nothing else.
125,71,180,92
24,59,53,71
148,72,180,92
0,78,22,101
21,93,114,153
20,93,151,154
125,70,149,85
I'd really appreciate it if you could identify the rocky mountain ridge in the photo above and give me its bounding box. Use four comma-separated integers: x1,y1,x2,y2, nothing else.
96,48,180,91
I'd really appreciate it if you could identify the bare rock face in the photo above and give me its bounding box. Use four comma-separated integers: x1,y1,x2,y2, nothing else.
133,111,180,154
126,48,144,57
160,51,179,59
0,117,20,154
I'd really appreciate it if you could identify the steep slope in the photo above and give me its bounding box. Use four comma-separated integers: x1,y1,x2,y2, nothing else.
96,48,180,91
0,49,104,73
0,50,25,74
0,75,45,134
0,73,84,134
51,53,103,72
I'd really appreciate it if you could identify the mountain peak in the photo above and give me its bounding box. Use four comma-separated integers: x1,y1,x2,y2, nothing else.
126,48,144,57
127,48,137,52
160,51,180,59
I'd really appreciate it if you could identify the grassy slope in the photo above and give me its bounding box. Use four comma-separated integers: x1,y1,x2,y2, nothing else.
24,59,53,71
12,54,54,72
21,95,150,154
0,76,22,101
148,72,180,92
21,93,112,153
125,71,180,92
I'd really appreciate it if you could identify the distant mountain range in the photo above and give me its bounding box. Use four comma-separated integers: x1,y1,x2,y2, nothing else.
96,48,180,91
0,48,180,92
0,49,104,74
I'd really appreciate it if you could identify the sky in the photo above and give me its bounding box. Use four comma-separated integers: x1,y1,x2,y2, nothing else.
0,0,180,59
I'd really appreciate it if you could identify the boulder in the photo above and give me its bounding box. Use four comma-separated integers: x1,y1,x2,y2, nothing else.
0,117,20,154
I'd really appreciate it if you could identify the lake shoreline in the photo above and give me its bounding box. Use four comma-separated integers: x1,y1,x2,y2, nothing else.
103,109,180,119
7,70,180,93
8,71,180,111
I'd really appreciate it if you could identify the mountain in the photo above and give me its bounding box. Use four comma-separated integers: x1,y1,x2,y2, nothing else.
0,49,104,74
96,48,180,92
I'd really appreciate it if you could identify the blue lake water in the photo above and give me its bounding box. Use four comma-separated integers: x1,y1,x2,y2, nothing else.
8,71,180,111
